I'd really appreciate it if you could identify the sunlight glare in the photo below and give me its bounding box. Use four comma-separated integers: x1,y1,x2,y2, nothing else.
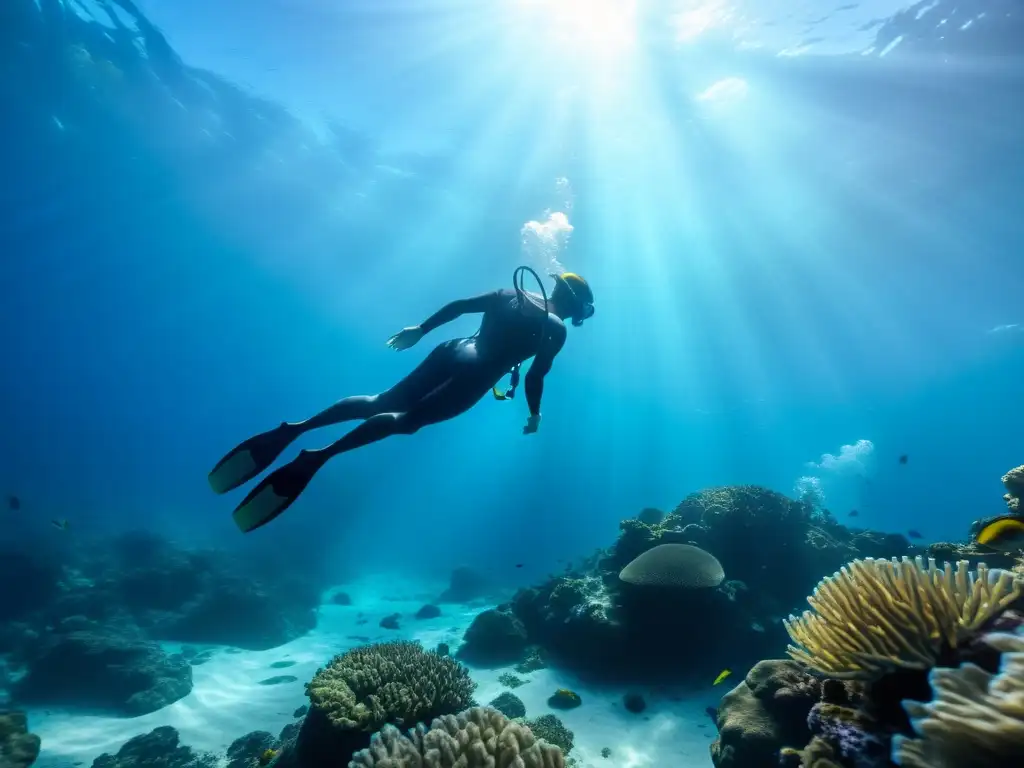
507,0,638,59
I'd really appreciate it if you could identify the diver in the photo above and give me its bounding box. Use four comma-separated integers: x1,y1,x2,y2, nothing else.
208,269,595,533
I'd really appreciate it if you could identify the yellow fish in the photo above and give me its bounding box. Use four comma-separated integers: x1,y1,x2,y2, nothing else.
975,515,1024,553
713,669,732,686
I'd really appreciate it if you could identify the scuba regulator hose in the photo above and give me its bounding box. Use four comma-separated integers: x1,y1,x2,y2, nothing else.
492,265,548,401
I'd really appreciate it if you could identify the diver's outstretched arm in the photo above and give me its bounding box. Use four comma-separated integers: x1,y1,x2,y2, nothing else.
524,320,567,421
418,291,499,334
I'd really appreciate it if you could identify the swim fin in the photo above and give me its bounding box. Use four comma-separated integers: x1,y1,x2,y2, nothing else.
208,422,300,495
231,449,328,533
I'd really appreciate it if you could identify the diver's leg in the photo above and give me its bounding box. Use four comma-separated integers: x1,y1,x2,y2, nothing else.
230,361,499,533
293,340,459,429
208,342,456,495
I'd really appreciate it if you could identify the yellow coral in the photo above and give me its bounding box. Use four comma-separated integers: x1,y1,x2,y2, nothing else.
784,557,1022,679
892,633,1024,767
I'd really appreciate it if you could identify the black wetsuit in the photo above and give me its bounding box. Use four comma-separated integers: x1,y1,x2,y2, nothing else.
302,288,567,458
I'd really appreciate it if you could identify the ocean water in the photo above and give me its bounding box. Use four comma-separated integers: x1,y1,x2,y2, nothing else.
1,1,1023,767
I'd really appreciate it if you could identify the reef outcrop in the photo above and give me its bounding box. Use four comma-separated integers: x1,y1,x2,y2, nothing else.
503,485,914,682
710,553,1024,768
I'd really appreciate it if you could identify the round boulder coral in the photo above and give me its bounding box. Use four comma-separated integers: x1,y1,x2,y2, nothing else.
295,641,475,768
618,544,725,588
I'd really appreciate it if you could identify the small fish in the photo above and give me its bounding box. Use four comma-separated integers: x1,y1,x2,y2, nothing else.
848,509,859,517
51,519,69,531
257,748,278,766
7,495,20,511
974,515,1024,553
515,563,523,568
898,454,908,465
713,669,732,686
907,529,923,539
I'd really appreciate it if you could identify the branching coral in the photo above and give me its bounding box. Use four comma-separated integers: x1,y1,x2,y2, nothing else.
891,632,1024,767
784,557,1022,679
349,706,564,768
306,641,476,733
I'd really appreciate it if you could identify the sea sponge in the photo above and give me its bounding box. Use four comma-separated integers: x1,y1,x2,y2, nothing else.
307,640,476,733
348,706,564,768
784,557,1022,679
891,632,1024,767
618,543,725,588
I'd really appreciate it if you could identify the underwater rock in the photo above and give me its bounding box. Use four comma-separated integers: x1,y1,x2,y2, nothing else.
415,604,441,619
328,591,352,606
13,621,192,716
547,689,582,710
709,660,821,768
90,726,217,768
270,660,296,669
622,693,646,714
379,613,400,630
0,710,41,768
437,566,490,604
258,675,298,686
0,551,59,625
488,691,526,719
293,705,308,718
226,731,277,768
456,606,528,666
149,571,318,651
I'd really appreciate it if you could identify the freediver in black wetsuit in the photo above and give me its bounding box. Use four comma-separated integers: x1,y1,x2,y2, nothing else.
208,270,595,533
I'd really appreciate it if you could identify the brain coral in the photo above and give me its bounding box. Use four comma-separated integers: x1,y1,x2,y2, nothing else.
618,543,725,588
349,706,564,768
307,640,476,733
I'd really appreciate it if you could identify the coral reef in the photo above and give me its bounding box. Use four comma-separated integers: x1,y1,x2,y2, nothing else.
457,606,528,666
287,641,476,768
711,549,1024,768
91,726,217,768
547,689,582,710
784,556,1021,679
0,711,40,768
225,731,278,768
525,715,574,756
892,631,1024,767
488,692,526,719
437,567,491,604
0,532,322,661
509,485,912,682
12,619,192,716
349,707,564,768
1002,465,1024,514
710,660,822,768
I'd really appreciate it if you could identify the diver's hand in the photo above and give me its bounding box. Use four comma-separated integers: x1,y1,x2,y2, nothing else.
387,326,424,351
523,413,541,435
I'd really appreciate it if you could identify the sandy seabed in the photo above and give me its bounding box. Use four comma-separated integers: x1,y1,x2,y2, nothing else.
30,574,718,768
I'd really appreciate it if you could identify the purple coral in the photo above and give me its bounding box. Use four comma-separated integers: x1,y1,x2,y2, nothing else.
807,703,888,768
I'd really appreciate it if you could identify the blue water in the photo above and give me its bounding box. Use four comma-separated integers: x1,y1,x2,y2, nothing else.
3,0,1024,578
1,4,1023,758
